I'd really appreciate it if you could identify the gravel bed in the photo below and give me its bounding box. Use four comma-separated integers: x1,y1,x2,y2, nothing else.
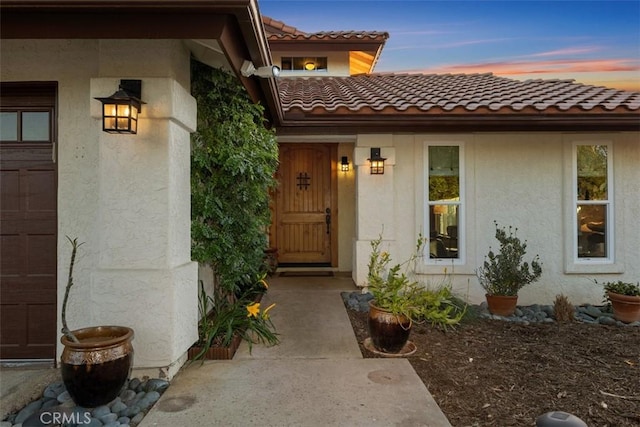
342,291,640,327
2,377,169,427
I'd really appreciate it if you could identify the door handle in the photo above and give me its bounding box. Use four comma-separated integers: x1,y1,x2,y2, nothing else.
325,208,331,234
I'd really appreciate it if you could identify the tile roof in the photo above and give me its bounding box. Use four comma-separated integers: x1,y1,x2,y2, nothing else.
262,16,389,42
262,16,305,37
278,73,640,115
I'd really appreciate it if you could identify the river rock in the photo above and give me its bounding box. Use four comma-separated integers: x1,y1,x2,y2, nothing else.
144,379,170,393
14,399,43,424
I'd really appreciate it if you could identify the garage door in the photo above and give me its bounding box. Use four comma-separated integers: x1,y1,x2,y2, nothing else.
1,82,57,360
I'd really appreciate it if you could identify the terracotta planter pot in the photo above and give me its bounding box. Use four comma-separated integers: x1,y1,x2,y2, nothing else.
188,335,243,360
485,294,518,316
60,326,134,408
368,301,411,354
607,291,640,323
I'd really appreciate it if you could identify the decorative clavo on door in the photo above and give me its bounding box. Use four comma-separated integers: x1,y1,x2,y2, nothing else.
296,172,311,190
325,208,331,234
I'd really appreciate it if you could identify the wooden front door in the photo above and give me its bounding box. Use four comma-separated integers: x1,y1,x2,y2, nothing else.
274,144,336,265
0,83,57,360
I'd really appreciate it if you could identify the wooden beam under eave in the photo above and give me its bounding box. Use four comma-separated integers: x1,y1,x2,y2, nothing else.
1,10,228,39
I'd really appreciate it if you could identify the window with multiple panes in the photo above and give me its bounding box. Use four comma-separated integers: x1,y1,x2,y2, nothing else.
281,57,328,72
575,143,612,261
426,145,463,261
0,110,51,142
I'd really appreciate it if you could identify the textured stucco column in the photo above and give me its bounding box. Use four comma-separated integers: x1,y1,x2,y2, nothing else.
89,78,198,378
353,135,396,287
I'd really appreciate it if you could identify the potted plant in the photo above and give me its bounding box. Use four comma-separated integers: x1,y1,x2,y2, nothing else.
60,237,135,408
366,233,465,354
602,280,640,323
476,222,542,316
188,276,279,361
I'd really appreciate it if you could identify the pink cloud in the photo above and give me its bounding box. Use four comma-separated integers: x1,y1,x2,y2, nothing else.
526,46,602,58
411,58,640,75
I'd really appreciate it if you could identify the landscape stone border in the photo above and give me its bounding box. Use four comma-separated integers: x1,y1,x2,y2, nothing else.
1,377,169,427
341,291,640,327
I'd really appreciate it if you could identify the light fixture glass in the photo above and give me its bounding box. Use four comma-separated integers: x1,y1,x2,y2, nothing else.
341,156,349,172
368,148,386,175
95,80,144,134
304,61,316,71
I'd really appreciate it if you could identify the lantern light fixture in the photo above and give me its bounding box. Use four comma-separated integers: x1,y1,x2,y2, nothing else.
340,156,350,172
368,147,386,175
95,79,145,134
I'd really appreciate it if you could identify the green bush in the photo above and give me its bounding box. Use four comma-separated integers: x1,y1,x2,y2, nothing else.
367,233,466,329
190,60,279,294
476,222,542,296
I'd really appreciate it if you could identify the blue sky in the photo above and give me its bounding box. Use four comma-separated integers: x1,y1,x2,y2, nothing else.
259,0,640,91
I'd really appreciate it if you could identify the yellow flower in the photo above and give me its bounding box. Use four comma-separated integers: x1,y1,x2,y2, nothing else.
247,302,260,318
262,303,276,319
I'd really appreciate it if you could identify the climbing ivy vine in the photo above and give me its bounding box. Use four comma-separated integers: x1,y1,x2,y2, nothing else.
190,60,279,294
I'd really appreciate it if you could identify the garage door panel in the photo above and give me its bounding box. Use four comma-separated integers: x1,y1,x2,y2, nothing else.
0,170,21,212
27,234,56,275
0,234,22,275
26,170,56,212
27,304,57,346
0,304,27,347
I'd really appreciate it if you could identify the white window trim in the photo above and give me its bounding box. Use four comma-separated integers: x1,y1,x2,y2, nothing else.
422,141,466,268
564,138,623,274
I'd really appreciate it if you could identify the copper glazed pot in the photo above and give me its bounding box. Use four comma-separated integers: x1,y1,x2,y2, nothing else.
368,301,411,353
60,326,134,408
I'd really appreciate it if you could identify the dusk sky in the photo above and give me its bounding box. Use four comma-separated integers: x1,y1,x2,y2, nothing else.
259,0,640,91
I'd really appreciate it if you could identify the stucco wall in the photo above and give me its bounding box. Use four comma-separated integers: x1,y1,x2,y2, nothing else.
337,143,356,271
353,132,640,306
1,39,197,378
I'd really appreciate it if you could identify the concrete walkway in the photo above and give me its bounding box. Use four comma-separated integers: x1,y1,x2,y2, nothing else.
0,365,59,420
140,275,452,427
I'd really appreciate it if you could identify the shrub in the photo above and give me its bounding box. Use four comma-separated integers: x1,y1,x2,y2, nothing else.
190,60,279,294
367,233,466,329
553,294,574,322
476,221,542,296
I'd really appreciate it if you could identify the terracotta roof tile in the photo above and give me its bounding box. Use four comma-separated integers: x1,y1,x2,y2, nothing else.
262,16,306,36
277,73,640,115
262,15,388,42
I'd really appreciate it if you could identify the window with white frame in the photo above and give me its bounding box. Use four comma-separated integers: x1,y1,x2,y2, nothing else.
575,144,612,261
426,145,462,261
281,57,328,72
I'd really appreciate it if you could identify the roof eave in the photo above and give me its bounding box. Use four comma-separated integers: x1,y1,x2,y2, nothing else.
267,39,387,53
276,114,640,134
0,0,284,126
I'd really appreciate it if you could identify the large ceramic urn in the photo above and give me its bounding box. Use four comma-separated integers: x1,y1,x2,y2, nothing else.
60,326,134,408
368,301,412,353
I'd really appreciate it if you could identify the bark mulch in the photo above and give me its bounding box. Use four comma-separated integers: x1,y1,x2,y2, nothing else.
346,308,640,427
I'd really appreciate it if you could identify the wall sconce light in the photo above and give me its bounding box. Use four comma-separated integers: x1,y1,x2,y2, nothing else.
240,60,281,78
95,80,145,134
340,156,350,172
368,147,386,175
